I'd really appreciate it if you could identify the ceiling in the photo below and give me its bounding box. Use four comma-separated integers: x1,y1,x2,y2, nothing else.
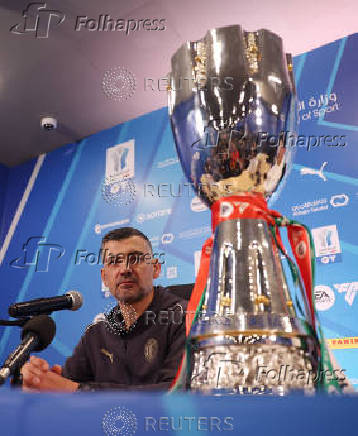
1,0,357,167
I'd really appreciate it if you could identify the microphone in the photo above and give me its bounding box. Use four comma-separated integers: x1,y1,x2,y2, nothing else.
0,315,56,384
8,291,83,318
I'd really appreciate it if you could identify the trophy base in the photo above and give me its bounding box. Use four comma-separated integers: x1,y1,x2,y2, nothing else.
189,335,318,395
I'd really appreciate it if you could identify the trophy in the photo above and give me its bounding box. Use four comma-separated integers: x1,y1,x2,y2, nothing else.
168,25,336,394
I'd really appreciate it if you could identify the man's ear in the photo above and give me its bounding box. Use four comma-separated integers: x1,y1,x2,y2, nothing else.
152,260,161,279
101,268,107,287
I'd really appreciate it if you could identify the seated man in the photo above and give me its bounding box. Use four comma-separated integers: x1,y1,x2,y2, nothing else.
22,227,187,392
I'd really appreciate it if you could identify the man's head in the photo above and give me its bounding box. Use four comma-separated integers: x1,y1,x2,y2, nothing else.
100,227,161,304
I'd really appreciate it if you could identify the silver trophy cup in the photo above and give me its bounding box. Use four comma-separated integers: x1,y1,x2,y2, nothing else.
168,25,320,394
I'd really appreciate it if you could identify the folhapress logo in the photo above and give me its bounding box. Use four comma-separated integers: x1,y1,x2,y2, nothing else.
10,236,65,272
10,3,65,38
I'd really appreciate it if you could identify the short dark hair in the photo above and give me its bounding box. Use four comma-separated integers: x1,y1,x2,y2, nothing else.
101,227,152,252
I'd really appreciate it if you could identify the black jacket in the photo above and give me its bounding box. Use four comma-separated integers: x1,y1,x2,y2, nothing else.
62,286,187,391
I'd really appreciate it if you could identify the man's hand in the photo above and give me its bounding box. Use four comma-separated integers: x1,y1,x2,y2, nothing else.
21,355,79,392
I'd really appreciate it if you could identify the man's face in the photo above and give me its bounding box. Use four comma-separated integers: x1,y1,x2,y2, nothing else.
101,236,160,304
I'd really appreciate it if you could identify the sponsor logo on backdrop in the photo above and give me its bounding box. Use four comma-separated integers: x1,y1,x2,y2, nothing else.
300,162,327,181
156,157,179,168
136,208,172,223
291,194,349,216
161,233,174,244
103,140,136,205
298,93,340,123
166,266,178,279
101,282,111,298
178,226,211,240
291,198,328,216
10,3,65,38
149,235,160,248
314,285,335,311
330,194,349,207
334,282,358,306
106,140,135,181
327,336,358,350
94,219,130,235
311,225,342,264
191,196,208,212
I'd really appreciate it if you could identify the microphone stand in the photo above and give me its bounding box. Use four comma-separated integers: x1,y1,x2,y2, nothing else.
0,317,31,388
0,318,31,326
10,368,23,387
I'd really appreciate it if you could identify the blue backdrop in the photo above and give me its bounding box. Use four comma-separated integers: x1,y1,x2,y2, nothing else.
0,33,357,390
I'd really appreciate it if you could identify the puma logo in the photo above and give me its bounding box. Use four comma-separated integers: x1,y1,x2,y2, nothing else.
300,161,328,182
100,348,114,364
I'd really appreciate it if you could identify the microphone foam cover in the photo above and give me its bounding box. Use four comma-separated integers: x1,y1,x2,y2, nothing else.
22,315,56,351
66,290,83,311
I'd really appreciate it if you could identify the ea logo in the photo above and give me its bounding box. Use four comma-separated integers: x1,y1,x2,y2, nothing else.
314,285,335,311
220,202,234,218
102,406,137,436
